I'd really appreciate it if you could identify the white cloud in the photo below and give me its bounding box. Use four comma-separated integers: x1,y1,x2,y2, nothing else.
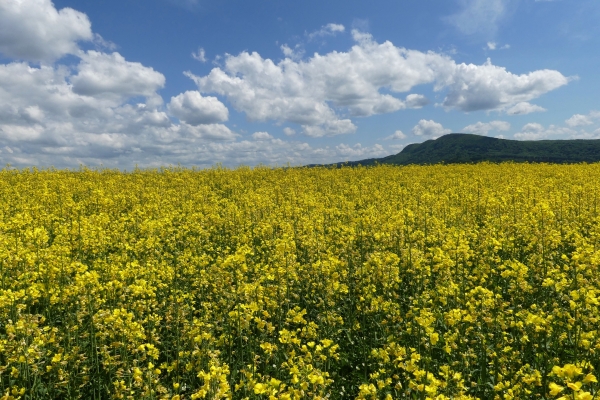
307,23,345,40
0,0,93,62
167,91,228,125
506,101,547,115
513,122,576,140
405,94,429,108
385,130,407,140
71,51,166,100
181,123,238,141
0,58,243,167
565,113,593,127
252,131,273,141
301,120,357,137
283,127,296,136
186,32,568,135
444,0,510,37
486,42,510,50
192,47,207,62
0,58,396,168
280,44,305,61
463,120,510,135
411,120,451,138
442,59,568,112
336,142,384,157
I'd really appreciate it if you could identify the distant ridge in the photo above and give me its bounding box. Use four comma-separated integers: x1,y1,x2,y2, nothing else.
315,133,600,167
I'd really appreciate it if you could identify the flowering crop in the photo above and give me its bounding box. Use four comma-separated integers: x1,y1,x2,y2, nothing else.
0,163,599,399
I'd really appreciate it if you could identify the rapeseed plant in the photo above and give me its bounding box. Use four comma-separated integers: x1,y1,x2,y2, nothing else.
0,163,599,399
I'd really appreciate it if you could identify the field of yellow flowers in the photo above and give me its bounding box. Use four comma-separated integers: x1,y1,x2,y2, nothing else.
0,163,599,400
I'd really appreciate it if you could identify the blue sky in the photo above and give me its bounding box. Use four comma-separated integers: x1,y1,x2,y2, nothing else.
0,0,599,168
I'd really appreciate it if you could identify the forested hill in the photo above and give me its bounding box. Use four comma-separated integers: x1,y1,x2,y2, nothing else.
321,133,600,167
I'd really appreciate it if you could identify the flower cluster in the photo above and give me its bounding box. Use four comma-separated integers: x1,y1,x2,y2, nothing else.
0,163,599,399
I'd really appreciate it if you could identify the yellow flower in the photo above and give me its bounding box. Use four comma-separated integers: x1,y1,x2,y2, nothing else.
582,374,597,384
549,382,564,396
254,383,268,394
576,392,593,400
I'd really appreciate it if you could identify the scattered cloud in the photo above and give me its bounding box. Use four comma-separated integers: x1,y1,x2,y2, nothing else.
0,0,582,168
411,120,451,138
463,120,510,135
385,130,407,140
186,32,568,136
0,0,93,62
306,23,345,41
487,42,497,50
506,101,547,115
167,91,229,125
192,47,207,62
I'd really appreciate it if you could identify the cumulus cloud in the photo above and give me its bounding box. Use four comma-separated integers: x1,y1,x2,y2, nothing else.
0,0,93,62
0,53,244,168
444,0,510,37
384,130,407,140
167,91,228,125
463,120,510,135
411,120,451,138
506,102,547,115
0,59,396,168
441,59,568,112
307,23,345,40
71,51,166,100
185,32,568,136
565,113,594,127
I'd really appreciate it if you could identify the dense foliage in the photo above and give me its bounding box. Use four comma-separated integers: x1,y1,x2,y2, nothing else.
1,163,599,400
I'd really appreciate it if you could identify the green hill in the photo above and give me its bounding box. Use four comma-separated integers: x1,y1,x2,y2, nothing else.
324,133,600,166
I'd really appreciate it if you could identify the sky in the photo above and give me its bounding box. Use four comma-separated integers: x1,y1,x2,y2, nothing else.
0,0,599,169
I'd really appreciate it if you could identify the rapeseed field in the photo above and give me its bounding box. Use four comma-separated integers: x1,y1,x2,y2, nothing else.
0,163,599,400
